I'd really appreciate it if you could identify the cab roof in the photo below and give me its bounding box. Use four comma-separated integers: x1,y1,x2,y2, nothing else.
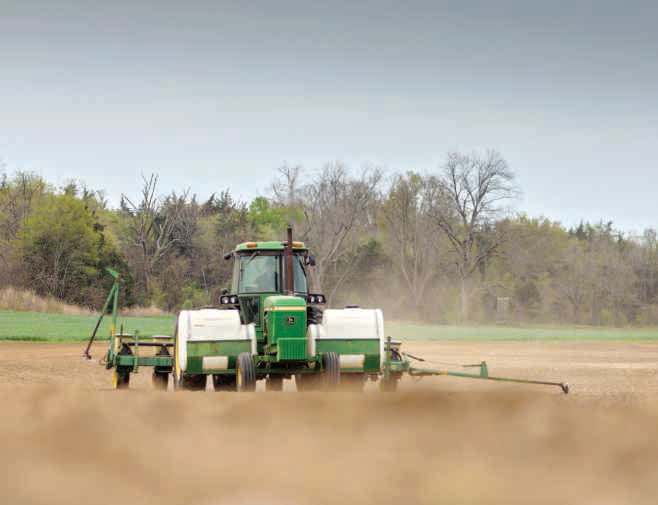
235,241,308,252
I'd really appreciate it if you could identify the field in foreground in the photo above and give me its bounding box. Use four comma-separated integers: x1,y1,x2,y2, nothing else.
1,340,658,505
2,309,658,341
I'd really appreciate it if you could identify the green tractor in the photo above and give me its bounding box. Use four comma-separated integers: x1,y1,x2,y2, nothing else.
173,225,391,392
86,226,569,395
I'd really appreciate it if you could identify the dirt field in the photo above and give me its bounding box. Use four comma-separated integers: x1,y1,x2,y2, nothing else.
2,340,658,504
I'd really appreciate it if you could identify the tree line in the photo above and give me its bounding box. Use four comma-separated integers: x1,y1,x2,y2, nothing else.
1,151,657,326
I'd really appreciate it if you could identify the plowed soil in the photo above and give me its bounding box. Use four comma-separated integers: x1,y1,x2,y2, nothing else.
2,341,658,505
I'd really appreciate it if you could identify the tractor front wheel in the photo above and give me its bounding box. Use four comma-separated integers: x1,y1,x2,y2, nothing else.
322,352,340,391
236,352,256,392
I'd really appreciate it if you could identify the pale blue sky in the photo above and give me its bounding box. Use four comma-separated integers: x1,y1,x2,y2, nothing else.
1,0,656,232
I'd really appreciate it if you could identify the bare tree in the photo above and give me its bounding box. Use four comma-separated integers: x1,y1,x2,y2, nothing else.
380,172,444,312
270,163,302,206
592,240,636,325
428,151,518,321
121,175,189,294
165,192,200,256
0,172,48,285
555,242,589,321
295,163,381,304
634,229,658,306
202,190,251,292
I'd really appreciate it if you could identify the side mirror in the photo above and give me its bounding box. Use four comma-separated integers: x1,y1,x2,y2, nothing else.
223,252,233,260
221,288,229,295
306,255,316,266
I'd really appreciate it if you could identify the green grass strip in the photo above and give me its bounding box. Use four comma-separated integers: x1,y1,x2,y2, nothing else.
0,310,174,342
1,311,657,342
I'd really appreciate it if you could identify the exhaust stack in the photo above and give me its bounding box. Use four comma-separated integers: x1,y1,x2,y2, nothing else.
285,224,294,295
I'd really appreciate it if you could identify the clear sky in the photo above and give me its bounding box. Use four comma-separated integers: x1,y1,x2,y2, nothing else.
1,0,656,232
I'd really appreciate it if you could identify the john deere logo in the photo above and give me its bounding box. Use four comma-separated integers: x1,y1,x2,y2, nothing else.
286,316,296,325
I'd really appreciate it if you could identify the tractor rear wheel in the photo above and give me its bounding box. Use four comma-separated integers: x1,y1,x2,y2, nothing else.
265,375,284,391
212,374,237,391
113,368,130,390
181,374,206,391
236,352,256,392
152,371,169,391
322,352,340,391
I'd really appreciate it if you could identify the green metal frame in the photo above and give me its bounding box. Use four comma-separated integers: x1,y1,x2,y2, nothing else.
82,269,175,376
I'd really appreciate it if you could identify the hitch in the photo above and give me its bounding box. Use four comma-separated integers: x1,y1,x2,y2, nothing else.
407,360,569,394
391,339,569,395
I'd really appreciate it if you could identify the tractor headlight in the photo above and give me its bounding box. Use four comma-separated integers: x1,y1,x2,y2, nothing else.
309,295,316,303
308,294,326,304
221,296,230,304
230,295,239,304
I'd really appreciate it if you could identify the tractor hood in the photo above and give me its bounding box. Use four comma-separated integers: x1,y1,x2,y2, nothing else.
263,295,306,310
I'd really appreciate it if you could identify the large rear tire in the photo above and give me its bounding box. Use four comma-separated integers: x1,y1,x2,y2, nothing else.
236,352,256,392
322,352,340,391
307,306,324,325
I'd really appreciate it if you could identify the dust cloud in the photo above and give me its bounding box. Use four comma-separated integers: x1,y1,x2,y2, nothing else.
2,342,658,504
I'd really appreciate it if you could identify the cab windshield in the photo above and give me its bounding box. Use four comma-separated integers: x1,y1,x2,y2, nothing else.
237,253,308,294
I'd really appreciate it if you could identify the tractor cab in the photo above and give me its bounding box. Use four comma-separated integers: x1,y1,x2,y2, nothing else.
233,241,309,297
220,230,325,354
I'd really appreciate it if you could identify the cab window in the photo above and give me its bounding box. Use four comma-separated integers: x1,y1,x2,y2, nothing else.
236,252,308,294
282,255,308,294
238,254,280,293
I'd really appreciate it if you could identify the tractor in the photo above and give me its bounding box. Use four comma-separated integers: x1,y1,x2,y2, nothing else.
84,226,569,395
172,225,392,392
